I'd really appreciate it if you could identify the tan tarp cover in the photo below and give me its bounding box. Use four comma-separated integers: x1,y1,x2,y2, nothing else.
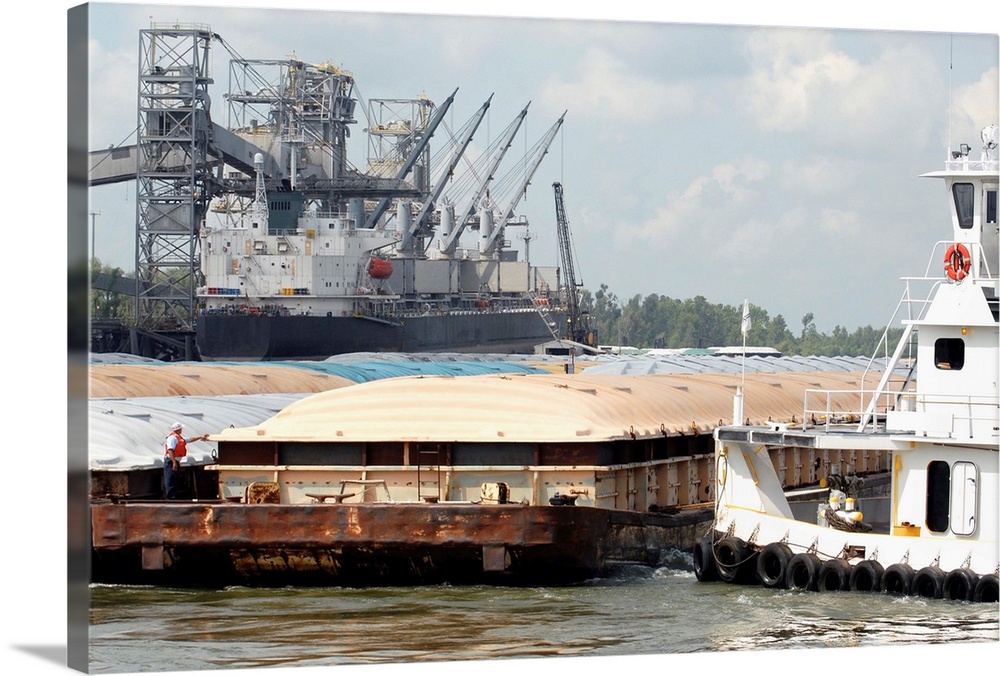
89,364,354,398
213,371,877,444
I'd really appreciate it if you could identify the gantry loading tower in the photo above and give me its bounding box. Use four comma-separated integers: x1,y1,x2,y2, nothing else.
120,24,431,358
132,24,215,359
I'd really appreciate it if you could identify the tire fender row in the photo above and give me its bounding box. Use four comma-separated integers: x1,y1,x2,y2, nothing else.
693,533,999,603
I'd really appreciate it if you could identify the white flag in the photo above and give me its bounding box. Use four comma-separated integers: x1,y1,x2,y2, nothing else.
741,299,751,338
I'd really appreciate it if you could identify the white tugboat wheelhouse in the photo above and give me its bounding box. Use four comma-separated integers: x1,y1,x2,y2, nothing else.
696,124,1000,603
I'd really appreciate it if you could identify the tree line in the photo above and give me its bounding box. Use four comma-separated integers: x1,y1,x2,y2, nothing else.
582,284,902,358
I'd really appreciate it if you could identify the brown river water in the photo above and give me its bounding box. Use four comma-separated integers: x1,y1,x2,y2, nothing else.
87,550,998,674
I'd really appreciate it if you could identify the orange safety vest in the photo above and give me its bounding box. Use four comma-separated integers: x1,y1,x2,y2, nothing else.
165,431,188,459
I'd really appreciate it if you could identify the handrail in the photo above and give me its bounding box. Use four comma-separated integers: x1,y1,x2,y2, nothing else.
849,236,997,429
943,158,999,172
922,240,995,280
803,388,900,432
803,387,999,436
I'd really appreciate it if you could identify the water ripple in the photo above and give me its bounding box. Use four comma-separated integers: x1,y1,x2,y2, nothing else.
88,552,999,672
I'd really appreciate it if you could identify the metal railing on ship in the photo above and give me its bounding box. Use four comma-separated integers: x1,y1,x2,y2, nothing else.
801,238,998,434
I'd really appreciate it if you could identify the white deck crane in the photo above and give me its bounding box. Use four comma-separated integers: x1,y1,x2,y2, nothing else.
479,112,566,256
397,94,493,254
437,103,530,257
365,88,458,230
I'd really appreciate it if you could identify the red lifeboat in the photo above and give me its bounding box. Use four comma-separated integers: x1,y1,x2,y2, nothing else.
367,256,393,280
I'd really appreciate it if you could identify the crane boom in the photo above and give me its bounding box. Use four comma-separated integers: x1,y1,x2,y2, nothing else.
554,182,576,286
553,182,595,346
481,111,565,254
398,94,493,253
438,103,530,256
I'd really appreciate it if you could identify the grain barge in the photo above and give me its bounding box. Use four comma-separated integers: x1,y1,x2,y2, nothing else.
90,370,893,587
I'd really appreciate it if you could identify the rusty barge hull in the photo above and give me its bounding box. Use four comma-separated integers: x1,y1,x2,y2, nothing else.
90,501,712,587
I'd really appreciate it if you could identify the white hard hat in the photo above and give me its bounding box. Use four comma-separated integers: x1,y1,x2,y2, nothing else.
171,422,183,431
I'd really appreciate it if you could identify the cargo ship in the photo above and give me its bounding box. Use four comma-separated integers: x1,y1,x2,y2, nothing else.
195,158,565,359
88,25,571,361
191,54,569,361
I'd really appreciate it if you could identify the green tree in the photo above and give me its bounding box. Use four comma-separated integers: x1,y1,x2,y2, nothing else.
579,283,896,357
801,312,815,339
90,259,134,322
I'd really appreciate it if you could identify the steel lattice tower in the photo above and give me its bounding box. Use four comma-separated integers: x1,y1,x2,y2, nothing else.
133,24,214,352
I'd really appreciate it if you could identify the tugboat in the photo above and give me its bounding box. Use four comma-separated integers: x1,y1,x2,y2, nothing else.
695,124,999,602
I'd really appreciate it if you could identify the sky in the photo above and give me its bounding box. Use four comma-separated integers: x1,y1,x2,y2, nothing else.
2,3,999,676
80,1,999,333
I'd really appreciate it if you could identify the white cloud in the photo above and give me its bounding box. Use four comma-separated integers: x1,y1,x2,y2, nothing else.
743,28,944,152
817,208,861,236
775,155,864,197
537,47,699,125
744,29,859,131
710,159,771,200
710,201,858,265
616,157,771,244
716,216,783,261
953,66,1000,140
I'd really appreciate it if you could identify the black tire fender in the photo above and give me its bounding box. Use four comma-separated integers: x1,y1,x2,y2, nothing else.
715,536,753,584
786,552,821,591
943,568,979,602
913,566,946,599
849,560,884,592
818,558,852,591
756,542,793,588
693,535,718,582
882,563,915,596
972,574,999,603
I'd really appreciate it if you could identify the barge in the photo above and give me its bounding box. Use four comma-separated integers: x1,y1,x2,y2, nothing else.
90,370,893,587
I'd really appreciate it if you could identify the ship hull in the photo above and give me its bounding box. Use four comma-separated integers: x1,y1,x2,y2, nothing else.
195,309,563,360
90,501,712,587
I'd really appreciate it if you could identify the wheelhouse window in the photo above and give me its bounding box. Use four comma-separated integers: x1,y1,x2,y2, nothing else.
952,183,975,229
934,338,965,370
925,460,950,533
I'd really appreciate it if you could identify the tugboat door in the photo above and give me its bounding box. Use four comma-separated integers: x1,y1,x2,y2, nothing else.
950,461,979,537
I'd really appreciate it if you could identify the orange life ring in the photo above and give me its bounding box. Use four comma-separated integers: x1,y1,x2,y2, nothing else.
944,242,971,281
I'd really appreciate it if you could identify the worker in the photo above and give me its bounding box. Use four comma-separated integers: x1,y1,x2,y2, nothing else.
164,422,210,500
